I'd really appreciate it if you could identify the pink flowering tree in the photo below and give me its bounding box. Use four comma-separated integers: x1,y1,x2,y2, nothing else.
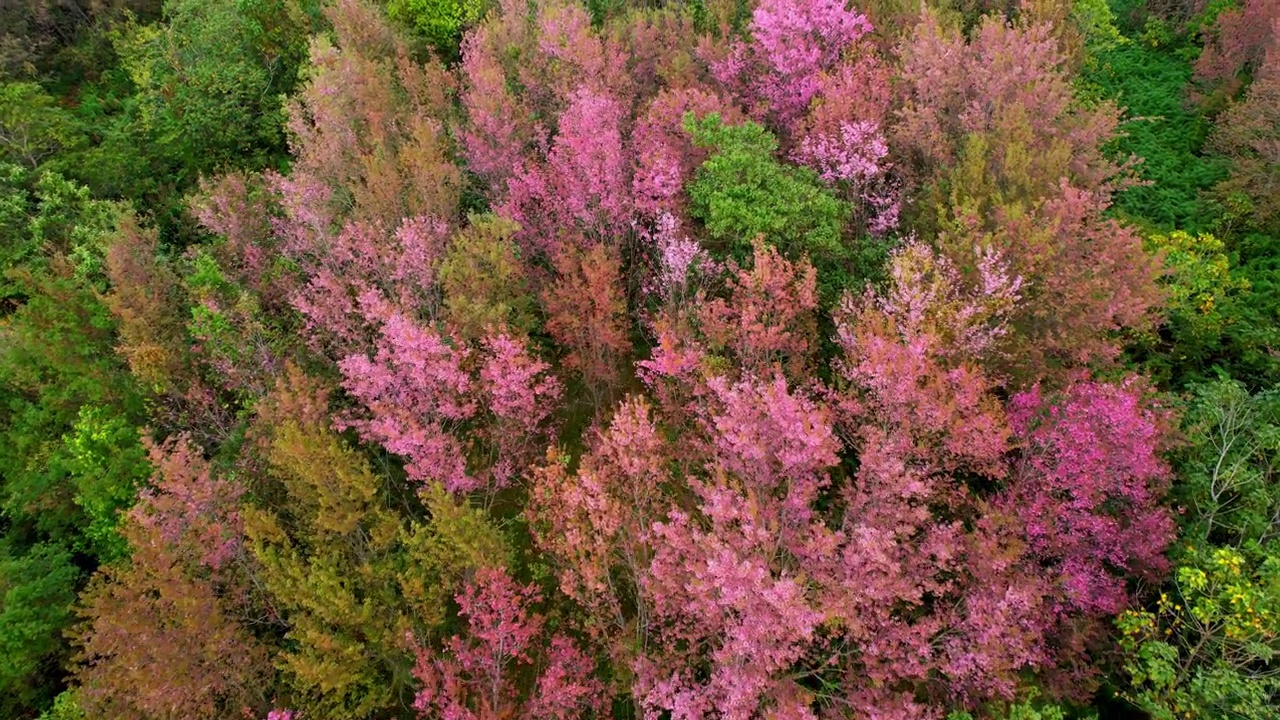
279,0,460,230
631,88,742,223
291,216,451,354
130,434,247,576
478,333,564,489
714,0,875,134
824,240,1042,712
501,86,635,254
695,241,820,381
338,314,477,493
790,53,899,235
459,0,636,250
896,10,1129,205
635,372,841,720
529,397,670,660
1001,379,1176,619
944,184,1163,380
410,567,604,720
1195,0,1279,95
72,435,268,719
338,316,561,496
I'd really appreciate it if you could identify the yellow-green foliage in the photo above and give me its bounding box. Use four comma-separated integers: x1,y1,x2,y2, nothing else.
35,691,83,720
387,0,489,51
1145,230,1250,338
1118,547,1280,720
401,483,513,626
0,83,83,170
439,213,537,341
247,420,510,719
1071,0,1125,52
62,405,150,562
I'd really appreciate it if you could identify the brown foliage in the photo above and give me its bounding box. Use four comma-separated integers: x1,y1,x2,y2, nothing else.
284,0,461,229
71,436,268,720
1209,40,1280,230
102,218,190,393
541,242,633,408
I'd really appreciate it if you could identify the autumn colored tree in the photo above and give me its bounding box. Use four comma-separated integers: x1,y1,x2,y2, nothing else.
410,568,604,720
639,239,820,387
938,186,1164,379
894,11,1162,378
529,396,671,672
1208,36,1280,230
279,0,460,231
895,11,1128,212
102,218,190,393
541,242,633,409
70,435,270,720
1195,0,1279,95
695,240,820,380
7,1,1247,719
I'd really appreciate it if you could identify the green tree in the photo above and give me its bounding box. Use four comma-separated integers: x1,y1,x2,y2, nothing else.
0,165,146,717
0,543,79,716
1117,380,1280,718
111,0,313,178
0,83,84,169
684,112,851,298
386,0,489,56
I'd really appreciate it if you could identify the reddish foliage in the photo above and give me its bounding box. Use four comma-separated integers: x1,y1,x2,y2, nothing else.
541,243,633,407
1196,0,1280,92
530,397,669,654
696,241,820,381
411,568,604,720
171,4,1187,718
103,218,190,393
1209,37,1280,228
72,436,267,720
943,184,1164,378
282,0,459,229
895,11,1127,200
131,435,246,574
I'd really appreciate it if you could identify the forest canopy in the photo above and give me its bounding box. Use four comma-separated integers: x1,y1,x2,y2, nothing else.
2,0,1280,718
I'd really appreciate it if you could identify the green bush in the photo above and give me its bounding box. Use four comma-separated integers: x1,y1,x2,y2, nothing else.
684,112,855,300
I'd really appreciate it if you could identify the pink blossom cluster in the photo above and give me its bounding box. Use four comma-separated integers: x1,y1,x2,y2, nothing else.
411,568,604,720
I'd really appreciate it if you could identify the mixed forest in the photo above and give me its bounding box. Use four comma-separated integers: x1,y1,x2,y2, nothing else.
1,0,1279,717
